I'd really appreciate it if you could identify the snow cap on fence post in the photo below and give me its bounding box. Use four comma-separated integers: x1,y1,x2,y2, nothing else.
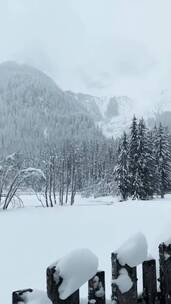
111,233,148,304
12,289,33,304
117,232,148,267
47,248,99,300
111,252,138,304
13,289,51,304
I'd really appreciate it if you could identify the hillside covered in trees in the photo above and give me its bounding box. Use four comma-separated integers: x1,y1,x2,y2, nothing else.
0,62,104,157
0,62,119,208
0,62,171,209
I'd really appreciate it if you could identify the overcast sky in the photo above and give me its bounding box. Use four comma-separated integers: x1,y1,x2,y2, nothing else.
0,0,171,110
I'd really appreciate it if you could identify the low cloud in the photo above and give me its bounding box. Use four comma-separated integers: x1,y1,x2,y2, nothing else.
0,0,171,110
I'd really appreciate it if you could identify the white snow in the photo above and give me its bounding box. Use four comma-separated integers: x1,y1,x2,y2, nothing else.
53,249,98,299
112,269,133,293
164,237,171,246
21,168,46,179
21,290,51,304
164,253,170,260
1,194,171,303
92,276,105,298
117,233,148,267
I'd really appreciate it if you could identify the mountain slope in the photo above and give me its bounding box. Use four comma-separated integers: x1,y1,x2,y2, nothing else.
65,91,135,138
0,62,103,156
96,96,134,137
0,61,136,158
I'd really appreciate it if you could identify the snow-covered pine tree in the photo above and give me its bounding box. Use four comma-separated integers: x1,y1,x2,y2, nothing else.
151,125,160,195
155,123,171,198
128,115,139,198
136,119,155,200
147,129,157,196
114,132,129,201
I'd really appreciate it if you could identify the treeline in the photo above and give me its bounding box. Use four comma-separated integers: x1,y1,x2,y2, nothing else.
115,116,171,201
1,115,171,209
36,138,117,206
0,136,118,208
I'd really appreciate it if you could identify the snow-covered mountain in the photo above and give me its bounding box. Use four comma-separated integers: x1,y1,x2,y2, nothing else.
65,91,135,138
0,62,105,156
0,62,135,148
96,96,134,138
0,62,133,140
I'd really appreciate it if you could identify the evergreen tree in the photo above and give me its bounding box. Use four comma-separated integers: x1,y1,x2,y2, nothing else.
114,132,129,201
128,116,139,198
151,125,160,195
155,123,171,198
115,117,171,202
136,119,155,199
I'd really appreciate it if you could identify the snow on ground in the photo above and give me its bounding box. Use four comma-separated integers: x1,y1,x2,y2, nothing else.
1,194,171,303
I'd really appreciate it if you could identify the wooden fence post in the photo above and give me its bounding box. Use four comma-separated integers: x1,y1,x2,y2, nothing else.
47,265,80,304
142,259,157,304
88,271,106,304
111,252,137,304
159,243,171,304
12,289,33,304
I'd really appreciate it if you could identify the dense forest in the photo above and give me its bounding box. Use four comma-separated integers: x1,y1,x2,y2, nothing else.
115,116,171,201
0,63,171,209
0,115,171,209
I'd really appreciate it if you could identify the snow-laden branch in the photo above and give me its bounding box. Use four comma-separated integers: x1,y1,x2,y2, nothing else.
2,167,45,210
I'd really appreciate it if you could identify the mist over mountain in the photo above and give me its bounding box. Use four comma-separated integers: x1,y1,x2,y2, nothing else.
2,0,171,105
1,5,171,304
0,61,170,158
0,62,135,154
0,62,104,156
65,91,135,137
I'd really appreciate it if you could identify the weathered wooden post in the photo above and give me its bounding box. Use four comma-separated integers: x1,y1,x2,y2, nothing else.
47,265,80,304
111,252,137,304
12,289,33,303
88,271,106,304
142,259,157,304
159,243,171,304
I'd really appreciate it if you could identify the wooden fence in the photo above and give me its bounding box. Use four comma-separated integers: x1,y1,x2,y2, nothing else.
12,242,171,304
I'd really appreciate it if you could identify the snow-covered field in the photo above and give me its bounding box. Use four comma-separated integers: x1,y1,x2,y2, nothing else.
1,194,171,303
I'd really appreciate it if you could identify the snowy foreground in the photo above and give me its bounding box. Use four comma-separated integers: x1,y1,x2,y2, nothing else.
1,194,171,303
